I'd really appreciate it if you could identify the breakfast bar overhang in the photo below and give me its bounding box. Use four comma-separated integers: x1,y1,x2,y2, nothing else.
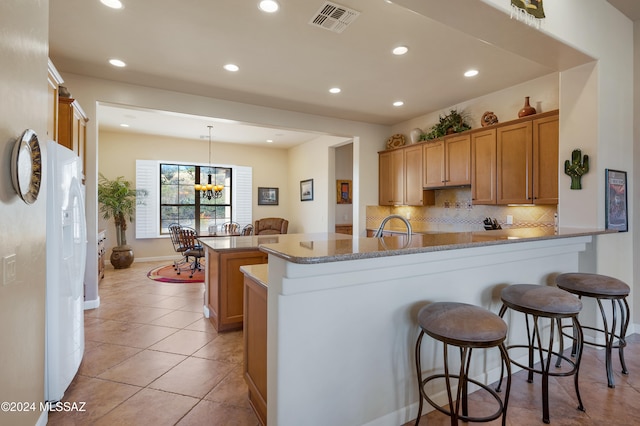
258,228,615,426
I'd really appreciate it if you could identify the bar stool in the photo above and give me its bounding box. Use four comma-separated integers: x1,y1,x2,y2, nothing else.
497,284,584,424
556,272,630,388
415,302,511,426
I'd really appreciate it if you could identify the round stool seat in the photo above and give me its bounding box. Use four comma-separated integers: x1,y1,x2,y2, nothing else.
501,284,582,317
556,272,629,298
418,302,507,347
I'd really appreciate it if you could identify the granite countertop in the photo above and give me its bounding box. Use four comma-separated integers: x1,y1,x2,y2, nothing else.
256,227,616,264
198,232,352,252
239,264,269,287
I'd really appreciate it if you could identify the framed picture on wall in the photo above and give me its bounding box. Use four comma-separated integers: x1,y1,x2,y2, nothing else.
300,179,313,201
336,180,352,204
257,187,279,205
605,169,628,232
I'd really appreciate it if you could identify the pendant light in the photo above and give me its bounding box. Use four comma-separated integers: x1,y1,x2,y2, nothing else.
194,126,223,200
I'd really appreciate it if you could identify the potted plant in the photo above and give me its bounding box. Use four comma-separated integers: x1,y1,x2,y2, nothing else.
420,108,472,141
97,174,146,269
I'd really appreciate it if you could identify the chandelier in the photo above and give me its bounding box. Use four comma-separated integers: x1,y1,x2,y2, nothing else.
194,125,223,200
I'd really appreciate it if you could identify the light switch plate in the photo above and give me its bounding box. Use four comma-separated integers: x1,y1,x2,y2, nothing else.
3,254,16,286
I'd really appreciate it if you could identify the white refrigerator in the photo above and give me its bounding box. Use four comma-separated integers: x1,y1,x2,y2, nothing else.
44,140,87,402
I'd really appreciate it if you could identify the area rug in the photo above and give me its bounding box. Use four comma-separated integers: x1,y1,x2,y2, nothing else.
147,261,205,284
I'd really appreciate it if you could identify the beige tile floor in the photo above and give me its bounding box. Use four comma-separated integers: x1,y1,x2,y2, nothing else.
47,260,259,426
49,260,640,425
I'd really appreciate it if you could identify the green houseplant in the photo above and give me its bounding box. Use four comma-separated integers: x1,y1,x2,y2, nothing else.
97,174,146,269
420,108,472,141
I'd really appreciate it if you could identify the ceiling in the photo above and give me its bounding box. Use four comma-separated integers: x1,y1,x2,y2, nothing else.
608,0,640,21
48,0,625,147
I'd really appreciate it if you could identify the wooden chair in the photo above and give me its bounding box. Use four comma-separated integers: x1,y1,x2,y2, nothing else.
168,223,188,272
241,224,254,236
178,227,204,278
222,221,240,234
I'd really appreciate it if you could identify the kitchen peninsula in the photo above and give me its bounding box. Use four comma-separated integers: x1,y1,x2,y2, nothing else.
248,227,615,426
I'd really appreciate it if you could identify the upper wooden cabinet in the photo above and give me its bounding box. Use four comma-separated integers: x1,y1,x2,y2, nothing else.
472,110,559,205
423,134,471,189
379,148,404,206
58,96,88,180
379,144,434,206
47,60,63,142
497,120,533,204
471,128,497,204
532,114,559,204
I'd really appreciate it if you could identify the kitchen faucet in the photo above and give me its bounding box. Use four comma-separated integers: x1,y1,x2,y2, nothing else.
373,214,412,238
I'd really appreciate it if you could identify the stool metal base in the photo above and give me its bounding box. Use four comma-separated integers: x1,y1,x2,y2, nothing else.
415,331,511,426
498,305,584,424
562,295,630,388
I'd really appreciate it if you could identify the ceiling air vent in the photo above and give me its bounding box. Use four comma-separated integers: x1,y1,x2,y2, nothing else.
309,2,360,33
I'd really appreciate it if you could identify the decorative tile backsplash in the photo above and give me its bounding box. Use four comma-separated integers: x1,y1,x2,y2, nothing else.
367,188,557,233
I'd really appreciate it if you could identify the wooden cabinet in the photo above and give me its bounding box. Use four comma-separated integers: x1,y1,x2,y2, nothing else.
58,96,88,180
379,145,434,206
423,134,471,188
206,248,268,332
497,121,533,204
335,224,353,235
471,128,497,204
243,265,268,426
532,114,559,204
47,60,63,142
472,110,558,205
378,149,404,205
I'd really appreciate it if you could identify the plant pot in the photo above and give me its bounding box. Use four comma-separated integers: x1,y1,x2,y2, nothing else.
110,245,134,269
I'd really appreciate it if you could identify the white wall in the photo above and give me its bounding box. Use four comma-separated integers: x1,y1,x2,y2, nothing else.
98,130,291,259
0,1,49,425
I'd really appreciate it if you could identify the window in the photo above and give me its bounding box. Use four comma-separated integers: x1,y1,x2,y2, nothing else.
136,160,252,239
159,163,232,235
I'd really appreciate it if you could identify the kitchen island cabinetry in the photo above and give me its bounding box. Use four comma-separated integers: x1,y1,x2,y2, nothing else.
258,228,614,426
241,264,268,426
206,247,267,332
423,133,471,188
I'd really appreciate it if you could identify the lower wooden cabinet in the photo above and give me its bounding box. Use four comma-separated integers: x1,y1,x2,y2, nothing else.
243,266,268,426
335,224,353,235
206,248,268,332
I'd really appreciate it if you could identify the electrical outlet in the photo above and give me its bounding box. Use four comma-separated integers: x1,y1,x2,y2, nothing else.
506,215,513,225
3,254,16,286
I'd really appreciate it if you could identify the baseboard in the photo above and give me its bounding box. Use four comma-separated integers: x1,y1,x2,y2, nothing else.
84,296,100,310
36,409,48,426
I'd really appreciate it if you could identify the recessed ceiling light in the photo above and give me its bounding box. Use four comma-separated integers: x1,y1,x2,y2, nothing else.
329,87,341,94
109,58,126,67
392,46,408,56
119,123,129,128
100,0,123,9
224,64,239,72
464,69,479,77
266,139,274,143
393,101,404,107
258,0,279,13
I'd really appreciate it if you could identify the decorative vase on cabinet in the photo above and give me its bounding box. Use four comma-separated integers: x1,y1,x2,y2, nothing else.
518,96,537,118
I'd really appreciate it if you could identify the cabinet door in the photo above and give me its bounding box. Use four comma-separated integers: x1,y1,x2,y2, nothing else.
445,134,471,186
497,121,532,204
471,128,497,205
533,114,559,204
404,145,424,206
423,140,445,188
378,150,403,205
58,97,74,152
